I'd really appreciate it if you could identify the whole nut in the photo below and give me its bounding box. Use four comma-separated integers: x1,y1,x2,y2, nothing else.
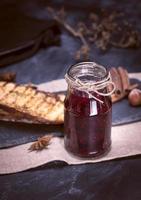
128,88,141,106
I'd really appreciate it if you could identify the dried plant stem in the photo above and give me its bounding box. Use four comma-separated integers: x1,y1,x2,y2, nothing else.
47,6,140,60
0,72,16,82
47,7,89,48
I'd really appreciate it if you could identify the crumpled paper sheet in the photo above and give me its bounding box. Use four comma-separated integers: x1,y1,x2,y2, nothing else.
0,121,141,174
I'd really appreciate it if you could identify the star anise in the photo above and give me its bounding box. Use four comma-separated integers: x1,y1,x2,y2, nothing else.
28,134,53,151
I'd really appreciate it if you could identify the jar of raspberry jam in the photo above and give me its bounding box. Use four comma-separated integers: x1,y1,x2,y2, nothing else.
64,62,115,158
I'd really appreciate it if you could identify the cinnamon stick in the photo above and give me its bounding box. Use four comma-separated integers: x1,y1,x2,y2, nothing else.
111,67,138,103
111,84,138,103
110,67,123,95
111,93,126,103
118,67,130,92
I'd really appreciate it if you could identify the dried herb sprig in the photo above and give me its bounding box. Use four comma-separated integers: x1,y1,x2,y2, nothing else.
47,7,89,47
47,7,90,60
79,10,140,50
47,7,140,60
28,134,53,151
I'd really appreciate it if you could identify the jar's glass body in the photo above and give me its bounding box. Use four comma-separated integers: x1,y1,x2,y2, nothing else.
64,62,112,158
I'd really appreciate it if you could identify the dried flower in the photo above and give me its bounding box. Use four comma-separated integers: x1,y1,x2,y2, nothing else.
75,45,90,61
47,6,140,59
28,135,53,151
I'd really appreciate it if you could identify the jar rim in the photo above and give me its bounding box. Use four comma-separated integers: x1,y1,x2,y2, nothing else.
66,62,108,83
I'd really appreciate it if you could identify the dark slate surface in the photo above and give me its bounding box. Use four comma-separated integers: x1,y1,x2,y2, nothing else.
0,157,141,200
0,0,141,199
113,99,141,126
0,121,63,148
112,78,141,126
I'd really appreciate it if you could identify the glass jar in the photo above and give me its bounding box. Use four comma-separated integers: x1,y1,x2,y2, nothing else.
64,62,115,158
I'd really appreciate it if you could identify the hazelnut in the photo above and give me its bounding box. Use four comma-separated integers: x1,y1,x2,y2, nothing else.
128,89,141,106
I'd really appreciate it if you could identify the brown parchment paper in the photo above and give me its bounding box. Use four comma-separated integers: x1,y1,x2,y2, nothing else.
0,121,141,174
0,73,141,174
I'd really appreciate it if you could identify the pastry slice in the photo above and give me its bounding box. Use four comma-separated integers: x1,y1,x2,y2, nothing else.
0,81,65,124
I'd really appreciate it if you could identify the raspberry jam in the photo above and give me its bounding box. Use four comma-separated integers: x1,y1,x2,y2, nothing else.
64,62,113,158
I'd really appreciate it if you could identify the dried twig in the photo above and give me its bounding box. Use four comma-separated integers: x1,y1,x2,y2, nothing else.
0,72,16,82
47,7,90,60
47,7,89,47
47,6,140,59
